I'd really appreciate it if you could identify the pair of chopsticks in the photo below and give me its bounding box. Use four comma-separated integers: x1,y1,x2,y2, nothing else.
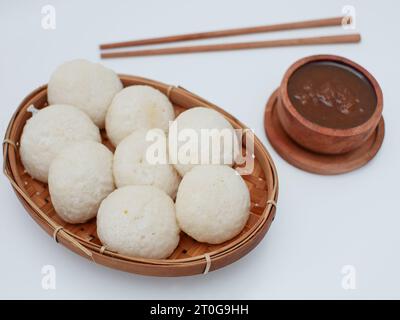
100,16,360,59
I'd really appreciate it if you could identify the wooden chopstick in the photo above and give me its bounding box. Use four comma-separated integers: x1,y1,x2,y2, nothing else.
100,34,361,59
100,16,347,50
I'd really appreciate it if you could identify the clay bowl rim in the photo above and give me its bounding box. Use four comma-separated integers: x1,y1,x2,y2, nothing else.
279,54,383,138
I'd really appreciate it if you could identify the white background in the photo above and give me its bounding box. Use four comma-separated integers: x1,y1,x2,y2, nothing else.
1,0,399,299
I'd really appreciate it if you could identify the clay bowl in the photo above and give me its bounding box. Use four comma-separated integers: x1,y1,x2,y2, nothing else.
277,55,383,155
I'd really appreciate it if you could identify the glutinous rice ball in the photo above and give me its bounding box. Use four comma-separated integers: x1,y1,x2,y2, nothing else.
105,85,175,146
47,59,123,128
20,104,101,183
175,165,250,244
48,141,114,224
97,185,180,259
169,107,239,176
113,128,181,198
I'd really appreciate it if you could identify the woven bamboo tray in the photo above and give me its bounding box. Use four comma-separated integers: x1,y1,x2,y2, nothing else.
3,75,278,276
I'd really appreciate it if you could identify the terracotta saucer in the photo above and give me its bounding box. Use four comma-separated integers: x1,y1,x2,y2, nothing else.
264,89,385,175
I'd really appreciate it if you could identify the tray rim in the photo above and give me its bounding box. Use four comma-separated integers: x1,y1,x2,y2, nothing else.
3,74,278,276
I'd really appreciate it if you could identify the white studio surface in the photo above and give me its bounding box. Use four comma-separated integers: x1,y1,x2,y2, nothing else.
1,0,399,299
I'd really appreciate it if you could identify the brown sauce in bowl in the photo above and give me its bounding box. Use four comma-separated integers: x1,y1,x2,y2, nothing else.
287,61,377,129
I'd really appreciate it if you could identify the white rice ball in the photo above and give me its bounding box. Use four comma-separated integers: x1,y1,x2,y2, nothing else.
48,141,114,224
170,107,239,176
97,185,180,259
105,85,175,146
113,129,180,198
176,165,250,244
20,104,101,183
48,59,123,128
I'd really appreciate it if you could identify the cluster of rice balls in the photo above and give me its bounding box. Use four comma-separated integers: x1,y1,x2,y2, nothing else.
20,59,250,259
